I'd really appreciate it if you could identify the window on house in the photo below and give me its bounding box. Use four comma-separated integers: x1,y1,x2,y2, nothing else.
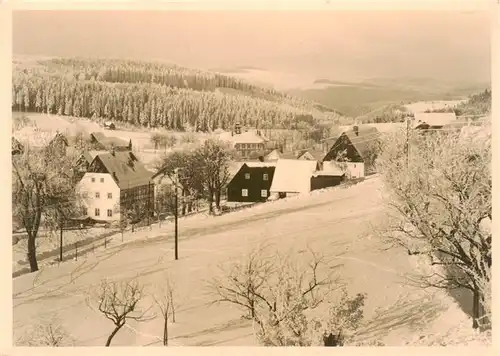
91,177,95,183
354,164,356,168
263,173,269,181
82,207,87,216
100,177,104,183
95,192,100,198
107,193,112,199
245,173,250,180
107,209,113,217
95,208,100,217
242,189,248,197
261,189,268,198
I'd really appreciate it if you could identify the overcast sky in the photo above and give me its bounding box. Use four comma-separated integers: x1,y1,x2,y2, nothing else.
13,10,491,86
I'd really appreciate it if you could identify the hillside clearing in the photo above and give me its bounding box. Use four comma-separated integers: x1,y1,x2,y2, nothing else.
13,177,475,346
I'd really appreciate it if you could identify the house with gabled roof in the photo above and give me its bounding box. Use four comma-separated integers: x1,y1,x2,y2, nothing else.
323,125,381,179
90,132,132,152
226,161,277,203
11,137,24,156
76,149,154,222
270,159,320,198
219,123,269,159
297,148,326,162
413,112,457,130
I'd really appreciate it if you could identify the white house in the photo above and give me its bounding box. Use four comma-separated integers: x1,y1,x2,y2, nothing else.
322,125,381,179
77,150,154,222
77,172,121,221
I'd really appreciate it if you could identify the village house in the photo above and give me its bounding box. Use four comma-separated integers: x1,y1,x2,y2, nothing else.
413,112,458,131
270,159,320,198
322,125,381,179
45,132,69,156
219,123,269,159
90,131,132,151
310,165,346,191
103,121,116,130
226,162,276,203
297,148,326,164
11,137,24,156
76,149,154,222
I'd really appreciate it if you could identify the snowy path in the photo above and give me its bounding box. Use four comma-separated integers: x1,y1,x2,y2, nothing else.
13,178,471,346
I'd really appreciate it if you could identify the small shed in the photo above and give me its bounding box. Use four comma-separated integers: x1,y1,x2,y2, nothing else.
310,166,345,191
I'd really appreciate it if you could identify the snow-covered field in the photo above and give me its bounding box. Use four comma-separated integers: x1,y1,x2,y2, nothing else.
13,177,479,347
404,99,466,114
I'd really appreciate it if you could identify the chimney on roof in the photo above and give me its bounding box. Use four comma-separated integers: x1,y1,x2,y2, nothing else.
111,146,115,156
353,125,359,136
235,122,241,135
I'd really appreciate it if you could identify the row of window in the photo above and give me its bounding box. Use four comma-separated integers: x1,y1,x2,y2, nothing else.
241,189,268,198
83,192,113,199
91,177,105,183
244,173,268,181
82,207,113,217
237,143,263,149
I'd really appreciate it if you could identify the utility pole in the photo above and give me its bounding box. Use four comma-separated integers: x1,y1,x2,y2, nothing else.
406,116,410,170
59,214,64,262
174,168,179,261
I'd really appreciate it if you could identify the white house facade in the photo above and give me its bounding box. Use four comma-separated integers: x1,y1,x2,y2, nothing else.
323,161,365,179
77,172,121,221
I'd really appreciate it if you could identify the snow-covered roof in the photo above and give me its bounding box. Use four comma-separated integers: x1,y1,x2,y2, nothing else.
313,165,344,177
244,161,277,168
413,112,457,128
270,159,319,194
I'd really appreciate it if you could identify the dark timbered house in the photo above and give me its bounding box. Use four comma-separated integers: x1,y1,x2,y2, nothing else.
227,162,276,203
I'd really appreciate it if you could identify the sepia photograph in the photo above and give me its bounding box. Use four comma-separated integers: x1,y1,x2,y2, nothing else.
9,1,494,349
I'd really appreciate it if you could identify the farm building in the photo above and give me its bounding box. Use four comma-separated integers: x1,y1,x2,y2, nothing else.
90,132,132,152
77,149,154,222
270,159,320,198
413,112,458,130
226,162,276,203
323,125,381,179
103,121,116,130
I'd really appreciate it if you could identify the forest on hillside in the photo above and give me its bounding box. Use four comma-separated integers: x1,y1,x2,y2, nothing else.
12,57,343,132
424,89,491,116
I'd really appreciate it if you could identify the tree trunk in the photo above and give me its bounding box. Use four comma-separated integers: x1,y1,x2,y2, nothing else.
215,190,221,209
163,316,168,346
208,191,214,214
27,231,39,272
105,323,124,347
472,288,480,329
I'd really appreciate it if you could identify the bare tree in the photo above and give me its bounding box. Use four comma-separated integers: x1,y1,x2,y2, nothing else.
96,278,152,346
210,243,274,320
12,147,81,272
210,244,344,346
196,138,234,213
153,275,178,346
17,318,73,346
377,125,492,330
